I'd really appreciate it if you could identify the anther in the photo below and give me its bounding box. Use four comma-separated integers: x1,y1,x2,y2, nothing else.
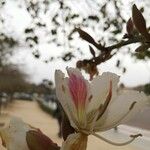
129,101,137,110
92,132,142,146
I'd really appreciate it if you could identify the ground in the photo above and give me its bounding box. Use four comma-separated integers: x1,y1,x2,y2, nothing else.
0,100,136,150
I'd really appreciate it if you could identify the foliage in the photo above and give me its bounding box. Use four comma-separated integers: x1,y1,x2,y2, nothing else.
0,65,28,94
144,83,150,95
22,0,150,62
1,0,148,62
23,0,129,61
0,1,18,66
0,65,54,95
0,0,149,80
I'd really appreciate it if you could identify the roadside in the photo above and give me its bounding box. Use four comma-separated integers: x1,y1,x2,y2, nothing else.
0,100,138,150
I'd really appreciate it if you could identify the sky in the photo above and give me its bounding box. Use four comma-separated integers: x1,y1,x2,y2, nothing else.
2,0,150,87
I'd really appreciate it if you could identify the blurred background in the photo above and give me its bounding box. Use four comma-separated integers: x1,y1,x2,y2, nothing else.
0,0,150,150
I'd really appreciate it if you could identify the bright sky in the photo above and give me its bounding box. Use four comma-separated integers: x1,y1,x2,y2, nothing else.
2,0,150,87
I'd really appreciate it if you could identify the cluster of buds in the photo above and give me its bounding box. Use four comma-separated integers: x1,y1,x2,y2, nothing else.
76,4,150,79
125,4,150,52
76,60,98,80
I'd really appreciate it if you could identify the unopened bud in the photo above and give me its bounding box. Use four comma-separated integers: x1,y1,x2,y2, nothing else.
126,18,134,35
26,130,60,150
76,60,83,69
132,4,150,41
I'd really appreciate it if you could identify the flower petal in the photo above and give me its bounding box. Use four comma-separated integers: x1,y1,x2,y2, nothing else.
0,117,31,150
67,67,83,77
94,90,148,131
55,70,77,128
67,68,91,127
67,68,88,109
67,67,91,106
61,133,88,150
87,72,119,113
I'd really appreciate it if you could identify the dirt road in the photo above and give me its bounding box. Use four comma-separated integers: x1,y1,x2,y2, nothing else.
0,100,135,150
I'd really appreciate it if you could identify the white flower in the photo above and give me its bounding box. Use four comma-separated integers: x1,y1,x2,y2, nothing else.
0,117,32,150
55,67,148,149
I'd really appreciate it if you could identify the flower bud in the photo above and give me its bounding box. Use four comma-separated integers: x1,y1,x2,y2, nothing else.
132,4,150,41
76,60,83,69
126,18,134,35
26,130,60,150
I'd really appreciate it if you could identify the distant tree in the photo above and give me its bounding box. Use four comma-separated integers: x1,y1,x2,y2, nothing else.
0,65,28,95
144,84,150,95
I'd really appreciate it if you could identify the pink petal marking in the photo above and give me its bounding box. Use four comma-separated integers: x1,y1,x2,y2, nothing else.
105,80,112,104
68,73,87,110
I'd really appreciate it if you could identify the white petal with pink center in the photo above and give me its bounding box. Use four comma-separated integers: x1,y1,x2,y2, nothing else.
55,67,148,147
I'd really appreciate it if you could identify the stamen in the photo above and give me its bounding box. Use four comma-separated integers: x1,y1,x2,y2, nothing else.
129,101,137,110
90,81,112,132
80,130,142,146
130,134,142,138
92,132,142,146
90,104,103,132
97,80,112,120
